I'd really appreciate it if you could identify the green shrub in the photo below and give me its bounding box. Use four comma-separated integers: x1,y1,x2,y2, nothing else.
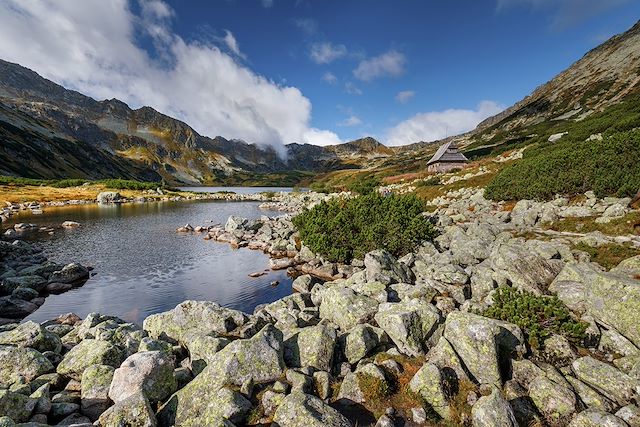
415,176,441,187
98,179,161,190
346,176,381,195
482,286,587,349
50,179,87,188
293,193,437,263
485,129,640,201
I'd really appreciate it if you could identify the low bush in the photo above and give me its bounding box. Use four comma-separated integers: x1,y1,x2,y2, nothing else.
293,193,437,263
485,129,640,201
482,286,587,349
347,176,382,195
98,179,161,190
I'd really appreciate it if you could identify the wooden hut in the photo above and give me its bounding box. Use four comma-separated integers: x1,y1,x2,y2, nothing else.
426,140,468,173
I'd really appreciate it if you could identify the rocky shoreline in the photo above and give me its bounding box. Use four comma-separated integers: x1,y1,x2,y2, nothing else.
0,189,639,426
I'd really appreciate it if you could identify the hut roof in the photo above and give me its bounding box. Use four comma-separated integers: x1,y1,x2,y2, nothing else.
427,140,468,165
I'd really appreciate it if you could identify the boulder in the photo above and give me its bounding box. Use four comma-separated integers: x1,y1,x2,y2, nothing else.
528,374,577,420
364,250,413,284
568,409,629,427
319,287,379,330
57,339,124,381
1,276,47,294
81,364,115,421
616,404,640,426
285,325,336,371
572,356,638,405
159,386,251,426
0,297,38,319
443,311,524,385
49,263,89,284
341,324,386,365
0,390,36,423
409,363,452,420
565,376,616,413
0,346,53,384
29,383,51,414
338,363,387,404
550,263,640,348
273,392,351,427
471,387,518,427
97,392,156,427
0,321,62,354
143,300,249,344
185,335,229,375
611,255,640,278
374,299,440,357
109,351,177,404
96,192,122,204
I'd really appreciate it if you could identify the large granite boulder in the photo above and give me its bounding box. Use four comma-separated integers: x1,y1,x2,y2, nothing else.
0,390,36,423
528,374,577,420
319,286,379,330
471,387,518,427
364,250,413,284
284,325,336,371
57,339,124,380
572,356,639,406
374,299,440,357
97,392,156,427
443,311,524,385
0,321,62,354
550,263,640,348
49,263,89,284
81,364,115,421
273,392,351,427
143,300,249,344
409,363,451,420
341,324,386,365
568,409,629,427
109,351,177,404
0,346,53,384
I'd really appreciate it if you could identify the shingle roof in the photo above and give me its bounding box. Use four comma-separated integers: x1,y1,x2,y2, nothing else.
427,140,468,165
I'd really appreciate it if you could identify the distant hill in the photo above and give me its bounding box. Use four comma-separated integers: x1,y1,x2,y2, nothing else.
0,60,391,185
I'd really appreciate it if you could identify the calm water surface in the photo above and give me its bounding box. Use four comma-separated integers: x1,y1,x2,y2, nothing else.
2,200,293,324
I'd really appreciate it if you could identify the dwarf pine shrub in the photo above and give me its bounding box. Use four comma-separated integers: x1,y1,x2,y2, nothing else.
293,193,437,263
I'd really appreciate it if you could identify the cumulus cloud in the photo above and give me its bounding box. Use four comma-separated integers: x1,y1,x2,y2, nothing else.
344,82,363,95
385,101,504,146
0,0,340,154
293,18,318,35
353,50,406,82
496,0,630,29
322,72,338,85
395,90,415,104
309,42,347,64
302,128,342,146
339,115,362,127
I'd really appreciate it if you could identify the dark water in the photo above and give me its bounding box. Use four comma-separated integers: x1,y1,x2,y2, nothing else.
177,186,304,194
2,200,293,324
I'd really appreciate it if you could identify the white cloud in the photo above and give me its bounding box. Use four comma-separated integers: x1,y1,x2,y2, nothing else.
496,0,630,29
302,128,342,146
322,72,338,85
293,18,318,35
309,42,347,64
0,0,342,153
353,49,406,82
395,90,415,104
222,30,245,59
261,0,274,8
344,82,362,96
385,101,504,146
339,115,362,127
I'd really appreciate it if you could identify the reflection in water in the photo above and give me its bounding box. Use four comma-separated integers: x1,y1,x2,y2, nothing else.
2,200,293,324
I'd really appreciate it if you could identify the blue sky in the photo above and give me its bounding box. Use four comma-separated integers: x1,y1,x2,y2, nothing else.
0,0,639,148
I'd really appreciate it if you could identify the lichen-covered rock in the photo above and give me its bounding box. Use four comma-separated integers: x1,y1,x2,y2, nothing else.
185,334,229,375
0,346,53,384
262,390,286,416
374,299,440,357
0,416,14,427
565,376,616,413
285,325,336,371
528,374,577,420
543,334,577,366
319,286,379,330
341,324,386,364
338,363,387,404
426,336,470,383
443,311,524,385
49,263,89,284
156,325,283,425
57,339,124,381
292,275,316,293
81,364,115,421
109,351,177,404
611,255,640,278
0,390,35,423
551,263,640,348
97,392,156,427
29,383,51,414
273,392,351,427
158,385,251,426
137,337,173,354
142,300,249,344
0,321,62,354
364,249,413,284
568,409,629,427
471,387,518,427
408,363,451,420
572,356,639,405
1,275,47,294
615,404,640,426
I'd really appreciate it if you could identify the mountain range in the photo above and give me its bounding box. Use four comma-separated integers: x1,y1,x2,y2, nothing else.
1,20,639,185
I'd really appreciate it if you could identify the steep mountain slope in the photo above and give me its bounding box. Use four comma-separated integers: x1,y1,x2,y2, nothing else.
0,60,391,184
